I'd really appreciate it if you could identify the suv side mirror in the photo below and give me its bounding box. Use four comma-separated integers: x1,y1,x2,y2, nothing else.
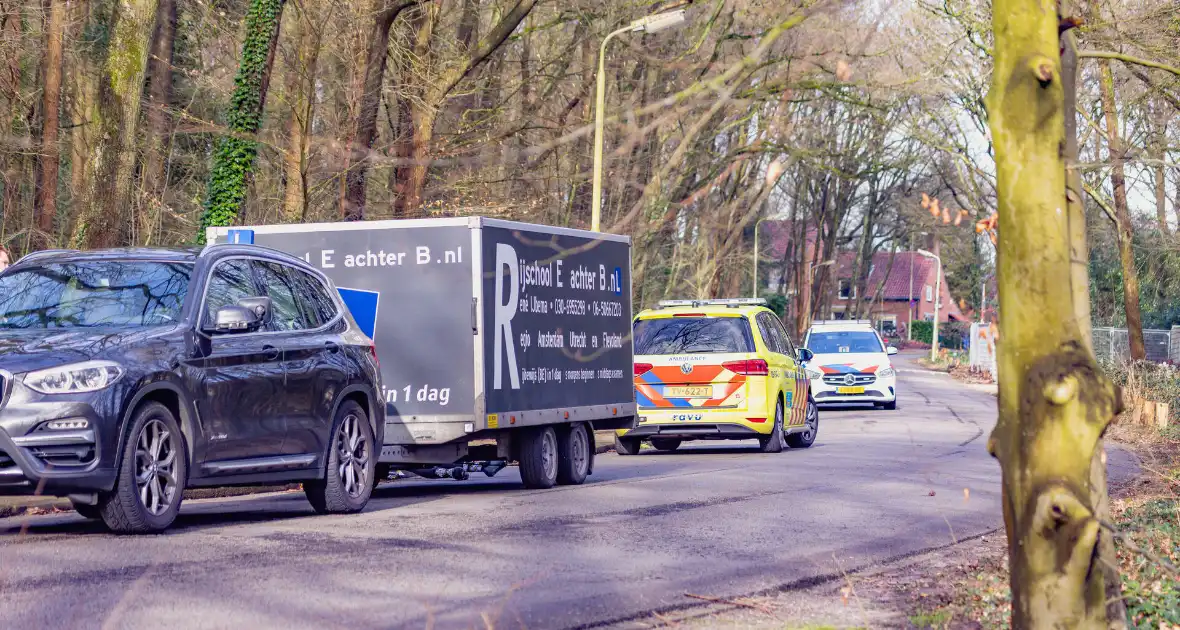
887,346,899,355
213,304,262,334
797,348,814,363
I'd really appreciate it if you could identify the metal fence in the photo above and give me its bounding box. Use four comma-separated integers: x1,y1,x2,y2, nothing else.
967,324,1180,380
1092,326,1177,363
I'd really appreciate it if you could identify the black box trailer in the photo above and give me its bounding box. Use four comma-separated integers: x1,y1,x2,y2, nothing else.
207,217,635,487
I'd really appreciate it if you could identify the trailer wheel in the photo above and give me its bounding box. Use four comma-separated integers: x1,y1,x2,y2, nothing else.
614,434,642,456
519,426,559,489
556,423,591,486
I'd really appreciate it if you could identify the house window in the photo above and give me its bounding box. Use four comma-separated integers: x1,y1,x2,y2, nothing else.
925,285,933,302
878,315,897,335
838,279,855,300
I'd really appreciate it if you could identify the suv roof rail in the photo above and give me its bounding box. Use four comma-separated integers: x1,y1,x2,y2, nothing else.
811,319,874,326
16,249,80,264
656,298,767,309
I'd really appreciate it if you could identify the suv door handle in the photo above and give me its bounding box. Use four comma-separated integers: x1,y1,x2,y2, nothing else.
324,341,340,353
262,345,281,361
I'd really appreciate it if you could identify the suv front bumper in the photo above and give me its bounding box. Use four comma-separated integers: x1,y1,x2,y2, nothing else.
0,397,116,496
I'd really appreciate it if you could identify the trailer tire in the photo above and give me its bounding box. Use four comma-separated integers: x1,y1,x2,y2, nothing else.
556,423,591,486
519,426,559,489
614,435,642,456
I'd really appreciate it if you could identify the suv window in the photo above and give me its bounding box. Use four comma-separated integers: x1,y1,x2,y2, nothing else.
254,261,308,331
633,316,755,355
204,259,257,326
288,268,338,328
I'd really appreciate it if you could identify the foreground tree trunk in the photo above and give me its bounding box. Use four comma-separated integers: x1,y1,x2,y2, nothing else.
36,0,65,243
986,1,1120,627
1097,60,1145,360
198,0,286,237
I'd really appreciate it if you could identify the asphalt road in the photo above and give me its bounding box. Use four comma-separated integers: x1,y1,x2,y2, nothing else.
0,353,1133,629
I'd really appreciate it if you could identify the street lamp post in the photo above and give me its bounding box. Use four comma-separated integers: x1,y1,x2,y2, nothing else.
591,9,687,232
917,249,942,362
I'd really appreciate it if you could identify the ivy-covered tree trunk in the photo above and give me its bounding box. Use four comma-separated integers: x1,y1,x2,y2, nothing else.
72,0,160,249
198,0,286,238
986,1,1121,628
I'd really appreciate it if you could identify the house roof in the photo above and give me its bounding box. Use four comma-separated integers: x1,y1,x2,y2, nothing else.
833,251,964,319
761,220,818,261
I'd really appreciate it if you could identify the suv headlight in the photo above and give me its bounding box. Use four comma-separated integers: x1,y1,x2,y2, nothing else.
25,361,124,394
878,367,895,379
805,368,823,380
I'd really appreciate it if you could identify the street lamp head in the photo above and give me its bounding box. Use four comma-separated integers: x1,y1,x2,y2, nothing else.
916,249,938,260
630,9,686,34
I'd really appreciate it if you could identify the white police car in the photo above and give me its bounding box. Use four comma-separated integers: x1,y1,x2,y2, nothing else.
802,320,898,409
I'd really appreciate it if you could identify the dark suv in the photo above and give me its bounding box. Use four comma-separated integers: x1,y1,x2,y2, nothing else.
0,245,384,533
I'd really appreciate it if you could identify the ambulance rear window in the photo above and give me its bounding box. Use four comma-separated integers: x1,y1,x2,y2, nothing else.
633,317,755,355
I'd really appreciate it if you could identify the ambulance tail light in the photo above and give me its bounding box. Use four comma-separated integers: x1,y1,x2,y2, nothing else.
634,362,654,376
722,359,769,376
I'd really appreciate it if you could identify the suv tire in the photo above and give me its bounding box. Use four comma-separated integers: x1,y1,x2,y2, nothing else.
100,402,187,534
759,399,785,453
305,400,376,514
556,423,591,486
614,435,642,456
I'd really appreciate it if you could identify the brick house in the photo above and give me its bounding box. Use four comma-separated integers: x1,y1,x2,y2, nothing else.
758,220,964,338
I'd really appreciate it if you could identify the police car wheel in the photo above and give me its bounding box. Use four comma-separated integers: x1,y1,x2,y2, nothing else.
650,438,682,452
614,435,642,456
882,399,897,410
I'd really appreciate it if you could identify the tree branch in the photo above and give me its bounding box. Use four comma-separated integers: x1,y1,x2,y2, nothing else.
1078,50,1180,77
1082,181,1121,229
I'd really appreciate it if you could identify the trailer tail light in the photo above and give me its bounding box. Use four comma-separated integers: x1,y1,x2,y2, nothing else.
723,359,769,376
634,363,653,376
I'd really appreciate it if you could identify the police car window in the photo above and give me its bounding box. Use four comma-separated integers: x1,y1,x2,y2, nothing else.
634,317,755,355
254,261,308,331
806,331,884,354
204,259,257,326
289,268,337,328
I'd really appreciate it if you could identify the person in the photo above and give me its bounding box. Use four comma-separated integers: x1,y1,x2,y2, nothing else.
0,245,9,273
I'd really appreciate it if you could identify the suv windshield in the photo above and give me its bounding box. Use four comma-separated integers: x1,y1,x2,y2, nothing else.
0,261,192,329
806,330,883,354
634,317,754,355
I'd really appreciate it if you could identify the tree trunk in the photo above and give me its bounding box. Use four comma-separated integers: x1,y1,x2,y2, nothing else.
1060,9,1126,626
340,0,422,220
1152,102,1168,234
1098,60,1146,361
139,0,176,243
35,0,65,244
986,3,1120,628
1,0,25,239
72,0,161,249
282,2,320,222
198,0,286,237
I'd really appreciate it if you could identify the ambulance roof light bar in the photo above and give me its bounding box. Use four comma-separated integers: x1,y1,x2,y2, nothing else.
656,298,767,309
